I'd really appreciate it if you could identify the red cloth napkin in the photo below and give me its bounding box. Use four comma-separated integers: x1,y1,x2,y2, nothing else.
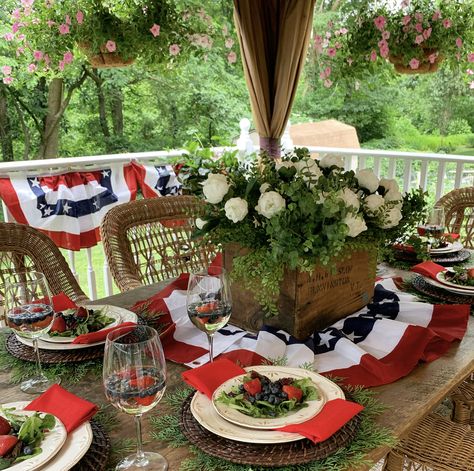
412,261,446,280
71,321,137,344
24,384,98,433
277,398,364,443
181,358,245,398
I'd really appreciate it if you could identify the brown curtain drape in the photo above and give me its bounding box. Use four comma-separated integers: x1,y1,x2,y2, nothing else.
233,0,316,158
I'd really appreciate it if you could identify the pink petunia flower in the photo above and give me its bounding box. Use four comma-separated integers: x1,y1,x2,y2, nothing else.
415,23,423,33
468,53,474,62
59,23,70,34
3,33,14,41
327,47,336,57
374,15,386,31
12,23,21,33
47,20,55,28
33,50,43,61
76,11,84,24
65,15,71,25
414,12,423,22
16,33,25,41
105,40,116,52
409,58,420,69
382,30,390,40
325,31,331,39
227,51,236,63
16,47,24,56
43,54,50,65
432,10,441,21
470,81,474,89
3,76,13,85
370,50,377,62
169,44,180,56
339,27,348,35
423,28,432,40
27,63,36,73
12,8,21,20
225,37,234,48
319,66,331,79
2,65,12,75
402,15,411,26
323,79,333,88
63,51,73,63
467,69,473,75
428,53,438,63
456,37,463,48
379,45,389,58
443,19,452,28
58,60,65,71
150,23,160,37
415,35,424,45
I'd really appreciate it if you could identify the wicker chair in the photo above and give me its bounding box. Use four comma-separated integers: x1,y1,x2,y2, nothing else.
436,187,474,248
0,222,88,309
100,196,217,292
383,413,474,471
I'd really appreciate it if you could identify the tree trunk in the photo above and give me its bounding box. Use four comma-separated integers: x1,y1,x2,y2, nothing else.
38,78,63,158
110,88,124,136
0,86,14,161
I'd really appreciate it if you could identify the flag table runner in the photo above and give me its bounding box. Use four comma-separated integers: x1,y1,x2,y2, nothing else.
132,277,470,387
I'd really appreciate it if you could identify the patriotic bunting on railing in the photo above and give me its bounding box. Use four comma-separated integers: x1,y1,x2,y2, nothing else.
0,160,181,250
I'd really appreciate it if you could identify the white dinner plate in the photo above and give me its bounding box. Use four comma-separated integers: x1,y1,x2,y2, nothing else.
429,241,463,255
1,402,67,471
191,366,345,444
212,366,326,429
435,271,474,293
8,401,93,471
423,276,474,296
40,307,121,344
15,305,137,350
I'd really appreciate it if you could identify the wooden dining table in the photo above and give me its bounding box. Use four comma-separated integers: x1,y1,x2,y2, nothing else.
1,278,473,470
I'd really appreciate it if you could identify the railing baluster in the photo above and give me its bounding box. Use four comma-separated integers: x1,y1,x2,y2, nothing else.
344,155,358,171
1,202,12,223
435,161,446,202
419,161,429,191
67,250,79,283
403,160,412,193
454,162,464,189
85,248,97,300
102,248,114,297
358,155,367,169
373,157,381,178
387,158,396,179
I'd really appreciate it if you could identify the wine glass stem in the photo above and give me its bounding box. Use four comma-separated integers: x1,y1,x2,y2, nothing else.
207,333,214,363
32,338,44,378
135,414,146,463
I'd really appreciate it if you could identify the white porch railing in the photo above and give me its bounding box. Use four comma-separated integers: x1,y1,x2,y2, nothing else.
0,120,473,300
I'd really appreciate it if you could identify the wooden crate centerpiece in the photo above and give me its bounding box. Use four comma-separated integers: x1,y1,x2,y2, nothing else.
224,245,377,340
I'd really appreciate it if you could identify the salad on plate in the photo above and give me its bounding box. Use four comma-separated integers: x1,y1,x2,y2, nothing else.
443,267,474,288
49,307,115,338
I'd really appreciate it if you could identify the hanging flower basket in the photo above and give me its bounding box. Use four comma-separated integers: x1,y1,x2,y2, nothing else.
388,49,443,75
78,42,135,69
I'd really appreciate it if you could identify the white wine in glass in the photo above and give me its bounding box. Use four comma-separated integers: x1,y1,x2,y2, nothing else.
103,325,167,471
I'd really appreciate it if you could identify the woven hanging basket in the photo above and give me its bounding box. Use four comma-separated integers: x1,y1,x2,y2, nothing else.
78,42,135,69
388,49,443,75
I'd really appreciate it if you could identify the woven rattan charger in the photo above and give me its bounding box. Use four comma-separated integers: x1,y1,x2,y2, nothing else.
72,420,110,471
411,275,474,305
180,392,361,467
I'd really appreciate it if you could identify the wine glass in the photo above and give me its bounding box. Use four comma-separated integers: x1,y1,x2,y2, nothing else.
186,267,232,363
103,325,167,471
418,206,445,248
4,271,59,394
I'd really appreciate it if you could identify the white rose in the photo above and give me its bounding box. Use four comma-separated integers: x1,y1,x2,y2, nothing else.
319,154,344,169
339,188,360,210
343,213,368,237
384,189,403,202
355,169,379,193
379,178,399,194
294,158,322,187
256,191,286,219
195,218,207,230
364,194,385,214
260,183,271,193
201,173,230,204
381,207,403,229
224,197,248,223
275,161,294,171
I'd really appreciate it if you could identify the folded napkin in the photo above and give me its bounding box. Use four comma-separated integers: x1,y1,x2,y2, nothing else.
71,321,136,344
24,384,97,433
277,398,364,443
181,358,245,398
412,261,446,280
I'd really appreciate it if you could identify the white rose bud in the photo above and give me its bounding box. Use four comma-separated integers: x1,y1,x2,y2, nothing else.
343,213,368,237
224,197,248,223
319,154,344,169
384,189,403,203
364,194,385,214
260,183,271,193
256,191,286,219
339,188,360,210
379,178,399,194
195,218,207,230
201,173,230,204
381,207,403,229
355,169,379,193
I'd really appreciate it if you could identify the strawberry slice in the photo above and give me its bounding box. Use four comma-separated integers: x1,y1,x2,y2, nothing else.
0,418,10,436
51,316,67,333
196,301,218,313
196,316,210,325
134,395,155,406
75,307,88,319
0,435,18,457
129,376,155,389
282,385,303,402
243,378,261,396
467,268,474,279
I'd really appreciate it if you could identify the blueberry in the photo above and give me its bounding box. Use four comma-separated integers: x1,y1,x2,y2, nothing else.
268,395,276,404
23,446,33,455
255,393,262,401
248,396,256,403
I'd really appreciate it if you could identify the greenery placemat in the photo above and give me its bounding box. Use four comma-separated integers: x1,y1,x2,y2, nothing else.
149,387,396,471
